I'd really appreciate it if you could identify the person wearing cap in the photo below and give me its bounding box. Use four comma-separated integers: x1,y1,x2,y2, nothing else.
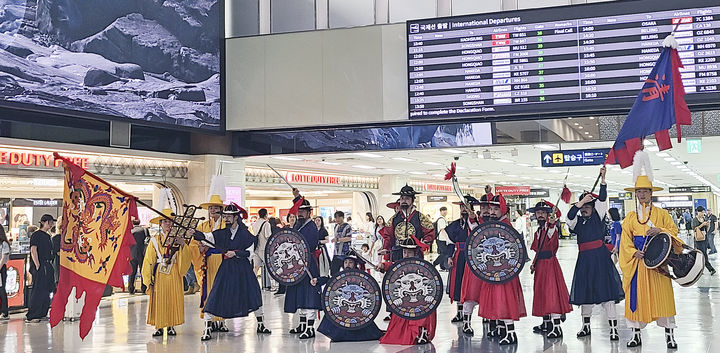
618,151,685,349
471,194,526,346
380,238,437,345
195,178,228,332
193,204,271,340
285,189,322,339
443,195,480,330
141,198,191,337
692,206,715,275
528,200,572,338
566,166,624,341
25,214,56,322
317,254,384,342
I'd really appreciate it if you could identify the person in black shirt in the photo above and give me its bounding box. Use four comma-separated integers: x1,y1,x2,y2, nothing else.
26,214,56,322
707,209,717,254
129,219,149,294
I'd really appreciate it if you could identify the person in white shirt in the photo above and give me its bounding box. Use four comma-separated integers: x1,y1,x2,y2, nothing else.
0,226,10,320
433,207,449,270
251,209,273,290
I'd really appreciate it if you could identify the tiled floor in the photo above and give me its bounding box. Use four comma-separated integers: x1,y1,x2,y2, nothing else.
2,234,718,352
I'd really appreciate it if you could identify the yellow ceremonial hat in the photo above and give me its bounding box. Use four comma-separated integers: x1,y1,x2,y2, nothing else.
200,175,226,209
200,194,225,209
150,208,174,225
624,175,663,192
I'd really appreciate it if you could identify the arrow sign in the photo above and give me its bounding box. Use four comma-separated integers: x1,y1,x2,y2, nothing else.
543,154,552,164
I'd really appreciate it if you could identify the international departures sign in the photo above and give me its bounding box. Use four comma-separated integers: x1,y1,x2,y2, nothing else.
540,148,610,167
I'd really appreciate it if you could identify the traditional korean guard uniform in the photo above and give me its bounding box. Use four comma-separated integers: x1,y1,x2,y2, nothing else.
196,177,227,331
444,195,480,331
566,166,624,341
528,200,572,338
618,151,682,349
194,204,271,341
142,203,191,337
317,254,384,342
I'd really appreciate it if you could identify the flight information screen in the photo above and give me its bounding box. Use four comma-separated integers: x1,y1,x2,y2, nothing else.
407,0,720,120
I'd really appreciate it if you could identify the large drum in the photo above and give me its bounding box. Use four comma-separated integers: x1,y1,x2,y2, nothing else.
466,221,526,283
322,270,382,330
643,233,704,287
381,258,443,320
264,229,311,286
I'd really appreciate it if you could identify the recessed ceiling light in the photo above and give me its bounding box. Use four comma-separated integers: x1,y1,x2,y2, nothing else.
589,117,596,120
352,164,376,169
391,157,413,162
656,152,670,157
271,156,302,161
442,149,467,154
534,144,557,150
588,135,593,138
423,162,443,166
574,122,580,126
319,161,341,166
456,166,467,170
578,126,584,129
496,159,513,163
663,157,675,162
471,169,484,173
584,131,589,134
354,152,383,158
517,163,532,167
408,171,426,175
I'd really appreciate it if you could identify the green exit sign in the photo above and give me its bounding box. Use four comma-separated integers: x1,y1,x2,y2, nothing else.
687,138,702,154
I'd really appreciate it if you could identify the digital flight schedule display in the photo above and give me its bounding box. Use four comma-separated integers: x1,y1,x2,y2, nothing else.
407,0,720,120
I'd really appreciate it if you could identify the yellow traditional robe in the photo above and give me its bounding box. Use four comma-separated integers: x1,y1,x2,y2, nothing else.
619,205,683,323
142,232,191,329
196,217,226,319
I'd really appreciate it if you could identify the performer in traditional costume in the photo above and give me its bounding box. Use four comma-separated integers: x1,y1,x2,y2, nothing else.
196,176,227,332
380,239,437,345
472,194,526,345
285,190,322,339
193,203,271,341
444,195,480,331
566,166,624,341
528,200,572,338
618,151,682,349
141,192,191,337
317,254,384,342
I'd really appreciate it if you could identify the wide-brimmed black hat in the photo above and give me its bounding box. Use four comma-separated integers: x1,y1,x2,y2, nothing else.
579,191,599,206
528,200,553,213
297,199,315,210
393,184,421,198
453,194,480,206
222,203,248,219
398,237,419,249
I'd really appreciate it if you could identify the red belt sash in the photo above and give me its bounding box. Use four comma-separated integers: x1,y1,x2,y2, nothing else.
578,239,604,252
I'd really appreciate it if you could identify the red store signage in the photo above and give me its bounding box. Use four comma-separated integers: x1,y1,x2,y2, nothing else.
0,150,88,169
495,186,531,196
424,183,452,192
286,172,342,185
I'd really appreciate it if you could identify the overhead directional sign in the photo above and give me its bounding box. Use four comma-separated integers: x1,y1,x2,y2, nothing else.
686,138,702,154
541,148,610,167
669,186,711,193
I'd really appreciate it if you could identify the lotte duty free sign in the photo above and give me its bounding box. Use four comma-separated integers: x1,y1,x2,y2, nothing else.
495,186,530,196
541,148,610,167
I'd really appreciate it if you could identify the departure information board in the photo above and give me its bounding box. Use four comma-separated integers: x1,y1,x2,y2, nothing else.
407,0,720,120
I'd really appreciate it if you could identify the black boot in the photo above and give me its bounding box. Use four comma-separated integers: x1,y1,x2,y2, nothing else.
299,319,315,339
416,327,430,344
627,328,642,347
290,316,306,334
577,316,591,337
533,315,551,333
462,314,474,335
609,319,619,341
201,321,213,341
482,318,489,324
487,319,499,338
257,316,271,334
211,321,219,332
499,322,517,345
547,318,563,338
451,304,464,323
665,328,677,349
167,327,176,336
217,320,229,333
152,329,163,337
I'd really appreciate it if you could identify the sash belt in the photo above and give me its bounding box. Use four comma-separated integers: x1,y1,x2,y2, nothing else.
578,239,604,252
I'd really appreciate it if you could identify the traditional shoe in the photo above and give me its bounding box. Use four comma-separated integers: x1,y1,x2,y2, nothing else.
499,323,518,345
416,327,430,344
482,318,489,324
289,319,306,334
201,322,213,341
211,321,219,332
451,311,463,323
487,320,499,338
462,314,474,335
167,327,177,336
533,316,551,333
627,328,642,347
383,314,391,321
152,329,163,337
299,319,315,339
609,319,619,341
217,321,229,333
665,328,677,349
577,316,591,337
257,322,271,334
547,318,563,338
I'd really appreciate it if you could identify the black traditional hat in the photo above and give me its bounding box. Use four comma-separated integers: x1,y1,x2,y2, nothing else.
478,193,495,205
453,194,480,206
578,191,599,206
222,203,248,219
392,184,421,198
528,200,553,213
398,237,419,249
297,199,315,210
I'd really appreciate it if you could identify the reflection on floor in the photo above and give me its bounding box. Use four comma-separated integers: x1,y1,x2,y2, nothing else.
1,234,718,353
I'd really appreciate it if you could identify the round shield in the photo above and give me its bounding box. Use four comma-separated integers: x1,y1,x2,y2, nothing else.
466,221,526,283
644,233,672,269
322,270,382,330
381,258,443,320
265,229,310,285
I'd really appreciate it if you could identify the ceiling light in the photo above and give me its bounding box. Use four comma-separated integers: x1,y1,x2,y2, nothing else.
471,169,485,173
423,162,443,166
496,159,513,163
588,135,593,138
490,172,503,175
319,161,341,166
656,152,669,157
646,146,660,152
432,173,445,177
408,171,426,175
578,126,584,129
663,157,675,162
391,157,413,162
442,149,467,154
456,166,467,170
352,164,376,169
534,144,557,150
354,152,383,158
589,117,596,120
384,168,400,172
271,156,302,161
574,122,579,126
584,131,589,134
517,163,532,167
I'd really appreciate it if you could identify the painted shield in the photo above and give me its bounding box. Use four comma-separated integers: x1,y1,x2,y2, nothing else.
265,229,310,285
322,270,382,330
382,258,443,320
466,221,526,283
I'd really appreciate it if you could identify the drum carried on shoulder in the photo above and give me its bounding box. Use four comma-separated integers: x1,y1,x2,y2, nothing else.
643,232,705,287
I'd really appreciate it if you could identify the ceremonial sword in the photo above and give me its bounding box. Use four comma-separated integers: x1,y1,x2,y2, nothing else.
266,164,297,191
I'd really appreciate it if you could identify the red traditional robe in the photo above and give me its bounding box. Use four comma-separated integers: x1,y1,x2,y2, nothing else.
380,311,437,345
531,221,573,317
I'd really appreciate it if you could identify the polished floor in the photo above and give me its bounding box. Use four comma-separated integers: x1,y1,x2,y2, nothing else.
2,232,719,353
